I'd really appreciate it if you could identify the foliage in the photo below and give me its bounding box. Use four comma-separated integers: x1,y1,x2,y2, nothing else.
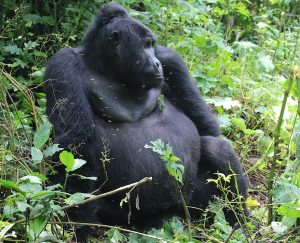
1,0,300,241
145,139,184,184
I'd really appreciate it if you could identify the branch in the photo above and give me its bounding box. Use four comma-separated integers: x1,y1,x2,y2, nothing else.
13,177,152,224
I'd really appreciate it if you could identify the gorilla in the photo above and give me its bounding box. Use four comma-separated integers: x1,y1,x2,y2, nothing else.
44,3,249,239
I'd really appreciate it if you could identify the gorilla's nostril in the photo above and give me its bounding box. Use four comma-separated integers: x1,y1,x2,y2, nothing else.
156,62,160,68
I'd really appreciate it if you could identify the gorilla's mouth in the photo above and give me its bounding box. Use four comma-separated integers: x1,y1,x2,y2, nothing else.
153,74,164,81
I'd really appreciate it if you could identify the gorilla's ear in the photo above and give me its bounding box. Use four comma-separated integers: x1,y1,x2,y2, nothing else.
96,4,127,28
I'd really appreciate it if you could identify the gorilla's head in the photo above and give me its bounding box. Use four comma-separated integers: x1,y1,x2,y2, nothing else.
82,4,163,89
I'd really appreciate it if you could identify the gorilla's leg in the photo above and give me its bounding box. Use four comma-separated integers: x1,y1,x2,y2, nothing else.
190,136,250,225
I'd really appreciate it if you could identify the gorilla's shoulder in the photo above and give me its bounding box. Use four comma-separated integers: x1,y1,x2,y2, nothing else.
47,48,82,64
45,47,85,75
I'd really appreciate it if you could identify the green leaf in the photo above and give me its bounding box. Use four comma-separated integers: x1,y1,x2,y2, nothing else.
31,147,43,163
29,215,47,238
166,162,184,184
105,228,127,243
33,122,52,148
232,118,247,131
19,175,42,184
277,204,300,218
43,144,62,157
59,151,74,172
0,180,23,194
146,139,185,184
11,58,27,68
30,204,44,218
65,193,93,205
164,217,184,235
70,159,87,172
145,139,165,156
31,191,57,199
28,173,47,182
19,183,42,194
16,201,31,212
3,45,22,55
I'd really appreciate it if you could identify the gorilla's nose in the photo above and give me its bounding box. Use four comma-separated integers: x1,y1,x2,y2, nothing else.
154,59,163,74
155,61,160,69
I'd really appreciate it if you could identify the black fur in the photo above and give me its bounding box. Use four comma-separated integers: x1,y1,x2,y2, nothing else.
44,3,249,239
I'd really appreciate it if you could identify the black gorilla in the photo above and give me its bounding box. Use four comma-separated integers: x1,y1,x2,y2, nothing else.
44,3,249,237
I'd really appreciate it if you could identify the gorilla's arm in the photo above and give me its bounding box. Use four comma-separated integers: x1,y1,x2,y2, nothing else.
155,46,221,136
44,48,95,145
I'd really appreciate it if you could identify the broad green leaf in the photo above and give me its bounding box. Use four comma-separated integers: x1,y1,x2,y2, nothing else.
30,204,44,218
19,183,42,193
0,180,23,193
232,118,247,131
31,147,43,163
70,159,87,172
19,175,42,184
65,193,93,205
28,172,47,182
31,191,57,199
43,144,62,157
277,204,300,218
59,151,74,172
16,201,31,212
105,228,127,243
33,122,52,148
29,215,47,238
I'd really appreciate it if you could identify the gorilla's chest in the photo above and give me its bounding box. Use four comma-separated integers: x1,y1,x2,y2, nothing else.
95,101,200,188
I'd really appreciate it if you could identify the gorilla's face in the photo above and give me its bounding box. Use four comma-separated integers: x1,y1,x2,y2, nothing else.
106,18,164,89
82,6,164,90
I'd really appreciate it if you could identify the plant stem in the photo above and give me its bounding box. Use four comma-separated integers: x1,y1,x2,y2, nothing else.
63,173,68,192
178,184,192,241
49,221,171,242
267,77,294,224
224,223,238,243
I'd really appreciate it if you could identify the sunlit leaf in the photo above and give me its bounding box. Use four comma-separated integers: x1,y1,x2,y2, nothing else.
59,151,74,172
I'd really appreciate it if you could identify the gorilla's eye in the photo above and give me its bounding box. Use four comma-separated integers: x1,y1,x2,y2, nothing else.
144,39,153,49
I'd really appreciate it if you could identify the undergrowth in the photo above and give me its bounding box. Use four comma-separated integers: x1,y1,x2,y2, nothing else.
0,0,299,242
